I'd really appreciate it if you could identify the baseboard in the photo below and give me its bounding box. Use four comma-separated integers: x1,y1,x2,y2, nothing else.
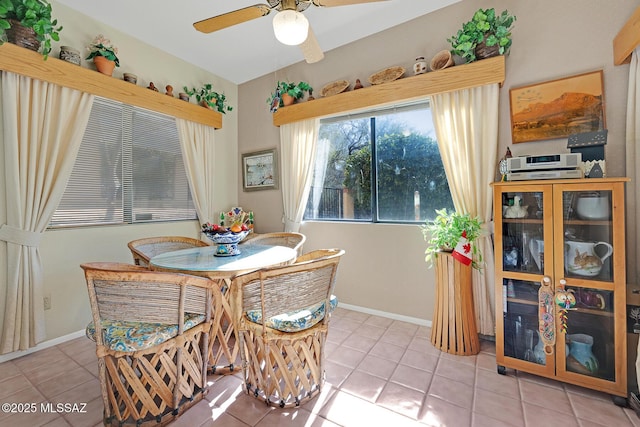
337,302,432,328
0,329,86,364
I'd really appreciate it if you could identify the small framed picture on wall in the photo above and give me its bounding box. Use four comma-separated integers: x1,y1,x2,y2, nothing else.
242,148,278,191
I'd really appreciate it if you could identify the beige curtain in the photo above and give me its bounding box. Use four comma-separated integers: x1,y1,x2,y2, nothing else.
280,119,319,232
0,72,94,353
176,119,217,224
624,48,640,391
430,84,499,336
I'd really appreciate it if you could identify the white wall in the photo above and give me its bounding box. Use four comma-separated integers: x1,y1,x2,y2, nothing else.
237,0,638,323
0,2,239,350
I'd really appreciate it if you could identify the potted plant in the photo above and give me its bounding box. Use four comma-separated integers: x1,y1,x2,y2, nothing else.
447,8,516,63
0,0,63,60
85,34,119,75
267,80,313,109
184,84,233,114
421,208,483,270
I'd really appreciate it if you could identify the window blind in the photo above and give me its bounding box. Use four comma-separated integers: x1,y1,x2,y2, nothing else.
50,97,196,228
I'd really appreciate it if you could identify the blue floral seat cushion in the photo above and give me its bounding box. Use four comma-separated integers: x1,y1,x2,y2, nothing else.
86,313,205,352
245,295,338,333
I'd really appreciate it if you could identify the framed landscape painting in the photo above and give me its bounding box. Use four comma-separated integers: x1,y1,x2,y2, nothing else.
509,70,606,144
242,148,278,191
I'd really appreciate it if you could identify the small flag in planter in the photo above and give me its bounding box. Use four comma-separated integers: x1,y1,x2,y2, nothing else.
451,230,472,266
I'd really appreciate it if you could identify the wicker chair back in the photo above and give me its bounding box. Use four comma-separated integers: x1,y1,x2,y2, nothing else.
80,262,217,425
240,232,306,256
127,236,209,267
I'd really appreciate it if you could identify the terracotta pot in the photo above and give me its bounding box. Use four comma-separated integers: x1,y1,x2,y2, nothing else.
200,100,215,109
281,93,296,106
93,56,116,76
6,19,40,52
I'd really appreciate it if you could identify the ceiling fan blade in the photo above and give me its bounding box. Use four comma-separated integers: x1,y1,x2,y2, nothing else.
299,26,324,64
313,0,389,7
194,4,272,33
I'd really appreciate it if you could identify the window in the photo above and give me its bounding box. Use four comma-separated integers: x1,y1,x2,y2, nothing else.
304,101,453,223
50,98,197,227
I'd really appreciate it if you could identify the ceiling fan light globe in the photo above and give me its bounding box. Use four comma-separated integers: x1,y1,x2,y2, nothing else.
273,10,309,46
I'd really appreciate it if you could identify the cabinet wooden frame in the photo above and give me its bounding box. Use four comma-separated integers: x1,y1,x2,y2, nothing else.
491,177,629,398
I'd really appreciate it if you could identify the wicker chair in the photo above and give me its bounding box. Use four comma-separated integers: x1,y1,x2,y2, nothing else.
240,232,306,256
231,248,344,407
128,236,209,267
81,262,220,426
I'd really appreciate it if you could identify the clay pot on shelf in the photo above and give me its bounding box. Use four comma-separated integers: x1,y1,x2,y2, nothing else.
59,46,81,65
93,56,116,76
430,50,454,71
123,73,137,84
178,92,190,102
281,93,295,106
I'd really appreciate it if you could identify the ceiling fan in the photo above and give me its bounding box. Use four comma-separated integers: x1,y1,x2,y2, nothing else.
193,0,389,64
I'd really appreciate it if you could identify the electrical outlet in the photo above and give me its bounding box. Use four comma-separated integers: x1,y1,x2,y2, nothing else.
43,294,51,310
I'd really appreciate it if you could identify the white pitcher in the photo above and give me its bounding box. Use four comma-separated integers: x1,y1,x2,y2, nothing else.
564,240,613,277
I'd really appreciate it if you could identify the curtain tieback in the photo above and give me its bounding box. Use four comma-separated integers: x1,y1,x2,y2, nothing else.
0,224,42,247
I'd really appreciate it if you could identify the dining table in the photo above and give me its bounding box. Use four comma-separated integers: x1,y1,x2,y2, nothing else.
149,243,298,374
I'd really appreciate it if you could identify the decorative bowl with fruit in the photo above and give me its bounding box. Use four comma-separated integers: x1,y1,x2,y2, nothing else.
202,222,250,256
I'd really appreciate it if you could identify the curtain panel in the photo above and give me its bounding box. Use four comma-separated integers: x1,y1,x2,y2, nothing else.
624,48,640,390
280,119,319,232
176,118,217,225
0,71,94,353
430,83,500,336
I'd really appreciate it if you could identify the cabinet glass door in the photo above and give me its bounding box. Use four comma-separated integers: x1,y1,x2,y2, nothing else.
502,278,549,366
561,189,613,283
500,191,545,274
557,285,615,383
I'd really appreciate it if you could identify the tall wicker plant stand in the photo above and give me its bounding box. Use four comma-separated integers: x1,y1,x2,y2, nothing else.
431,252,480,355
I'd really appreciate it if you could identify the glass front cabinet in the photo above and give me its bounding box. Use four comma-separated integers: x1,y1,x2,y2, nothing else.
492,178,629,403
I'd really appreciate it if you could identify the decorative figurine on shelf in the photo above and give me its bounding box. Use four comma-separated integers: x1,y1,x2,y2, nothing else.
503,195,528,218
498,146,512,181
165,85,174,97
147,82,159,92
353,79,364,90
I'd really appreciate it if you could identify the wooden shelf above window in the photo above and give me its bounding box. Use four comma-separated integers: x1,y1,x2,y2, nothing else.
272,55,505,127
0,43,222,129
613,5,640,65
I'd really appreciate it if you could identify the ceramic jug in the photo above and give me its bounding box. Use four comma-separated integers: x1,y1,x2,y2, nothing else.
564,240,613,277
566,333,599,374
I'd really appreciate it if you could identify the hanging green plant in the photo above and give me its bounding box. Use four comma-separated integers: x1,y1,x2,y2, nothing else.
0,0,63,60
184,83,233,114
447,8,516,63
266,80,313,110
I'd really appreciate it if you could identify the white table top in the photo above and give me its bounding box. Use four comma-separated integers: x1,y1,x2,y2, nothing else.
149,244,297,277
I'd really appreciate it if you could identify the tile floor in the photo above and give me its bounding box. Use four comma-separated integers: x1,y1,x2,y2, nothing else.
0,307,638,426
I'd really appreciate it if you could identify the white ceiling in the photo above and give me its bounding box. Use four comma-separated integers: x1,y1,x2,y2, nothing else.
56,0,460,84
